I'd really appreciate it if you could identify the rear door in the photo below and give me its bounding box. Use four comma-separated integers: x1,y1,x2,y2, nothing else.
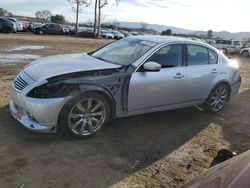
44,24,54,34
184,44,219,103
128,44,187,112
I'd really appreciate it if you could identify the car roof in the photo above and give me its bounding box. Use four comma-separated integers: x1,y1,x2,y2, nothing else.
128,35,204,45
0,17,14,22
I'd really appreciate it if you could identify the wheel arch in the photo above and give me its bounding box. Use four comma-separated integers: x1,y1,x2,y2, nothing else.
241,49,250,55
78,84,116,119
208,81,231,101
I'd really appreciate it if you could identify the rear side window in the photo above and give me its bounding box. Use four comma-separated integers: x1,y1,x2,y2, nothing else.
208,49,218,64
187,45,209,65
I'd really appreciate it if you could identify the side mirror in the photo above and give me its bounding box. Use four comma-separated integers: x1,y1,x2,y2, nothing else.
143,61,161,72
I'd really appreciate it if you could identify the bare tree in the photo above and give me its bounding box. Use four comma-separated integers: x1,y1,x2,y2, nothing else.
67,0,91,33
93,0,119,38
35,10,52,22
140,22,148,33
93,0,98,37
96,0,108,37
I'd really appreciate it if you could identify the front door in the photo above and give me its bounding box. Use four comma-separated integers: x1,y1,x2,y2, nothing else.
128,44,187,112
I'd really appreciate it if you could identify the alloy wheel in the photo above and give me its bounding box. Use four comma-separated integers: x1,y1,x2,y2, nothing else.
68,98,107,136
242,51,249,57
210,86,228,112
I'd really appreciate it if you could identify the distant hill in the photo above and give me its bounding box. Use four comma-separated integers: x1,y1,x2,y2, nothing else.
118,21,193,34
117,22,250,40
192,31,250,40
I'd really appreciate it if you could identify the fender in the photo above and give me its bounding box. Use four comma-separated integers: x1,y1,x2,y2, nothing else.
46,66,134,118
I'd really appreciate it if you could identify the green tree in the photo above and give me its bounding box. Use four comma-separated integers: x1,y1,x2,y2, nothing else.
0,8,12,16
162,29,172,36
207,30,213,38
51,14,66,24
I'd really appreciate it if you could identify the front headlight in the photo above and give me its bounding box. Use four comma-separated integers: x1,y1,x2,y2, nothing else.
28,82,66,98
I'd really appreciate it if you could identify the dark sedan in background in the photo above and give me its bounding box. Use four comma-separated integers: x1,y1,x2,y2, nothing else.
34,23,66,35
0,17,17,33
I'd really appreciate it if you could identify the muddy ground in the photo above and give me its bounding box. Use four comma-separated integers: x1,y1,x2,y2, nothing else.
0,33,249,188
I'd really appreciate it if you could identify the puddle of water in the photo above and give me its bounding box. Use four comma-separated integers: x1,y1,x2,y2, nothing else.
0,53,41,64
4,45,47,52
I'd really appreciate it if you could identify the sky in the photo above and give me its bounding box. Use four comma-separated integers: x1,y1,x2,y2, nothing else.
0,0,250,32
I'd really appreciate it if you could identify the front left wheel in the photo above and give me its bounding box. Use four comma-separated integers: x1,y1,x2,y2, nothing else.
60,92,110,139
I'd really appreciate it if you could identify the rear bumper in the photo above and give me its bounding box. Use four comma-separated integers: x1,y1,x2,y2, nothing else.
9,88,70,133
230,79,241,99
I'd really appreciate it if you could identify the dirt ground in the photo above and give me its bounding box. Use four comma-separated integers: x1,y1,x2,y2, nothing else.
0,34,249,188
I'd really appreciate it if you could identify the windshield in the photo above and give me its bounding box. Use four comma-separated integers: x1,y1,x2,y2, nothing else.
91,38,157,66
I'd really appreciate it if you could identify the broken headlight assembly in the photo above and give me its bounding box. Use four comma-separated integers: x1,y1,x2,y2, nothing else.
27,82,67,98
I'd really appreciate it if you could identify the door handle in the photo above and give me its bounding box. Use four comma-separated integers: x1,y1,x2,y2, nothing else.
174,73,185,79
211,69,218,73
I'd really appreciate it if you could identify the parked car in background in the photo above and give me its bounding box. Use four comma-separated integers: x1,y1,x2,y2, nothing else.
28,22,43,32
240,47,250,57
212,39,242,53
111,30,124,39
9,36,241,138
130,31,139,36
61,25,70,35
34,23,65,35
21,20,28,32
100,30,114,39
119,30,132,37
1,17,23,31
0,17,16,33
183,150,250,188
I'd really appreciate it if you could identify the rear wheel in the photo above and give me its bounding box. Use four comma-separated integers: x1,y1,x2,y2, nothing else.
38,30,44,35
241,50,249,57
203,84,229,113
60,92,110,139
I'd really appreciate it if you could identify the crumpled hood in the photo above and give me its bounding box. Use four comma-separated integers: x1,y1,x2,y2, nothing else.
24,53,121,81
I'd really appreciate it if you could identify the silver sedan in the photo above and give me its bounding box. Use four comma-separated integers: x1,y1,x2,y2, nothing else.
9,36,241,138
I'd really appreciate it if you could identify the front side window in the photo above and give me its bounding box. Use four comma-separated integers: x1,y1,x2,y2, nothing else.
146,44,183,68
187,45,209,66
91,38,157,66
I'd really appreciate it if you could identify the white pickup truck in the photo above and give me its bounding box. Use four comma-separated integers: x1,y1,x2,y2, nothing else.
212,39,242,53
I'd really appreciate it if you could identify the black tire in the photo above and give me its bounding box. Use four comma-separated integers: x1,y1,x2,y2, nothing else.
38,30,44,35
1,26,11,33
241,50,249,57
203,83,229,113
59,92,111,139
58,31,64,35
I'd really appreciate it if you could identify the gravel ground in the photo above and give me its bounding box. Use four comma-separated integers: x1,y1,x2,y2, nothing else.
0,34,249,188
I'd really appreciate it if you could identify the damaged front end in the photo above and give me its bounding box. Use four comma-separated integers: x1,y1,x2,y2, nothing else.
27,65,134,118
